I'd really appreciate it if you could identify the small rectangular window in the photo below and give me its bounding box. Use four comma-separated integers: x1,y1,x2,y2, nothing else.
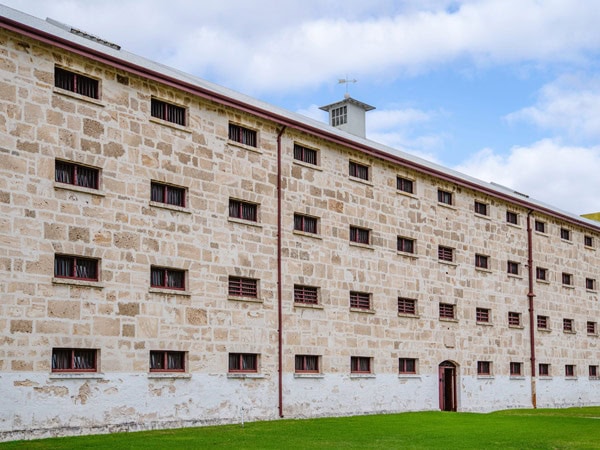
350,291,371,310
228,123,257,147
506,211,519,225
438,246,454,262
54,255,98,281
560,228,571,241
151,182,186,207
294,214,318,234
228,277,258,298
55,160,99,190
586,278,596,291
228,353,258,373
150,266,185,290
590,365,599,378
397,237,415,254
397,176,414,194
587,321,597,335
149,351,185,372
562,273,573,286
508,311,521,327
54,67,99,99
477,361,491,376
584,235,594,247
507,261,520,275
565,365,575,377
474,201,488,216
399,358,417,374
295,355,319,373
476,307,490,323
350,356,371,374
229,199,258,222
349,161,369,180
293,285,319,305
539,363,550,376
331,105,347,126
350,226,370,245
537,315,549,330
510,362,522,376
475,254,489,269
439,303,455,320
397,297,417,315
437,189,453,205
534,220,546,233
52,348,97,372
151,98,186,126
563,318,574,332
293,143,318,165
536,267,548,281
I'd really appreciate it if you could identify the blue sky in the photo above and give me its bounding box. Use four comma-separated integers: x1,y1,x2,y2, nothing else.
4,0,600,214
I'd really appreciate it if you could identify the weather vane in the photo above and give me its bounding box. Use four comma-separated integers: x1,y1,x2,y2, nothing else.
338,76,357,98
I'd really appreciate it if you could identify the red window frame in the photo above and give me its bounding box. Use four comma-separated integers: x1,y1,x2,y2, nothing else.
474,201,488,216
397,176,414,194
397,297,416,315
150,266,185,290
151,98,186,125
55,160,99,190
150,181,186,207
510,362,522,376
350,226,370,245
229,199,258,222
397,237,415,253
507,261,519,275
565,365,575,377
477,361,491,376
229,276,258,298
51,348,97,372
587,321,597,334
350,356,371,374
54,67,99,99
294,214,318,234
399,358,417,374
439,303,455,319
476,308,490,323
563,318,574,332
350,291,371,310
437,189,452,205
349,161,369,180
293,285,318,305
536,267,547,281
295,355,319,373
438,246,453,262
537,315,549,330
54,255,98,281
293,143,318,165
475,254,489,269
228,353,258,373
508,312,521,327
149,350,185,372
229,123,257,147
506,211,518,225
539,363,550,376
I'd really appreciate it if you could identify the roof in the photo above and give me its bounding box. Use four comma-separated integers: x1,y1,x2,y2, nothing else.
319,96,376,112
1,4,599,232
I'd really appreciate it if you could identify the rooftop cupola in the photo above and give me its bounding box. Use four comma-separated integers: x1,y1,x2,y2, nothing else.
320,93,375,139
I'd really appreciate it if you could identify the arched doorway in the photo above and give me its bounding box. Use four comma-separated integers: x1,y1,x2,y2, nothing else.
438,361,457,411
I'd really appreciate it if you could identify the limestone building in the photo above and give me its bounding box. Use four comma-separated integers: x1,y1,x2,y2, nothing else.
1,5,599,441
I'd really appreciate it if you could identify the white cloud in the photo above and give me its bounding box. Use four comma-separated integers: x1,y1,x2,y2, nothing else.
454,139,600,215
505,75,600,141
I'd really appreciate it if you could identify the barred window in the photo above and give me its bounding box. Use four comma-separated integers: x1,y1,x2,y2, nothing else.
537,315,549,330
584,235,594,247
397,297,416,315
294,214,318,234
151,182,185,207
52,348,97,372
229,123,257,147
476,308,490,323
508,311,521,327
350,356,371,374
55,160,99,189
397,176,414,194
536,267,548,281
562,273,573,286
149,351,185,372
228,353,258,373
349,161,369,180
151,98,185,126
331,105,347,126
560,228,571,241
54,67,99,99
477,361,491,376
510,362,522,376
506,211,519,225
586,278,596,291
229,199,258,222
539,363,550,376
475,254,489,269
54,255,98,281
563,318,574,332
350,226,370,245
294,285,318,305
534,220,546,233
350,291,371,310
565,365,575,377
438,189,453,205
474,201,488,216
397,237,415,254
293,143,318,165
229,276,258,298
438,246,454,262
439,303,455,319
399,358,417,374
587,321,597,335
150,266,185,290
507,261,520,275
295,355,319,373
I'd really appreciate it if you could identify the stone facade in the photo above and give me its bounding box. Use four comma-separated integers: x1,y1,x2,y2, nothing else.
0,7,599,441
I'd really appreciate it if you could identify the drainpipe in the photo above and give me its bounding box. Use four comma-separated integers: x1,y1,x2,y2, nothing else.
526,211,537,408
276,126,287,418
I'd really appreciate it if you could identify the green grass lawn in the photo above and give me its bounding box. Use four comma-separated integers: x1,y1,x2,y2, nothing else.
2,407,599,449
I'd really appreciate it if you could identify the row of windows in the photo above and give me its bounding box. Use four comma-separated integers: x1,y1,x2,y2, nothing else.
51,348,599,379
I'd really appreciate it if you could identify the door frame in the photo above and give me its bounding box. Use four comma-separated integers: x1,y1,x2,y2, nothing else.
438,360,458,411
